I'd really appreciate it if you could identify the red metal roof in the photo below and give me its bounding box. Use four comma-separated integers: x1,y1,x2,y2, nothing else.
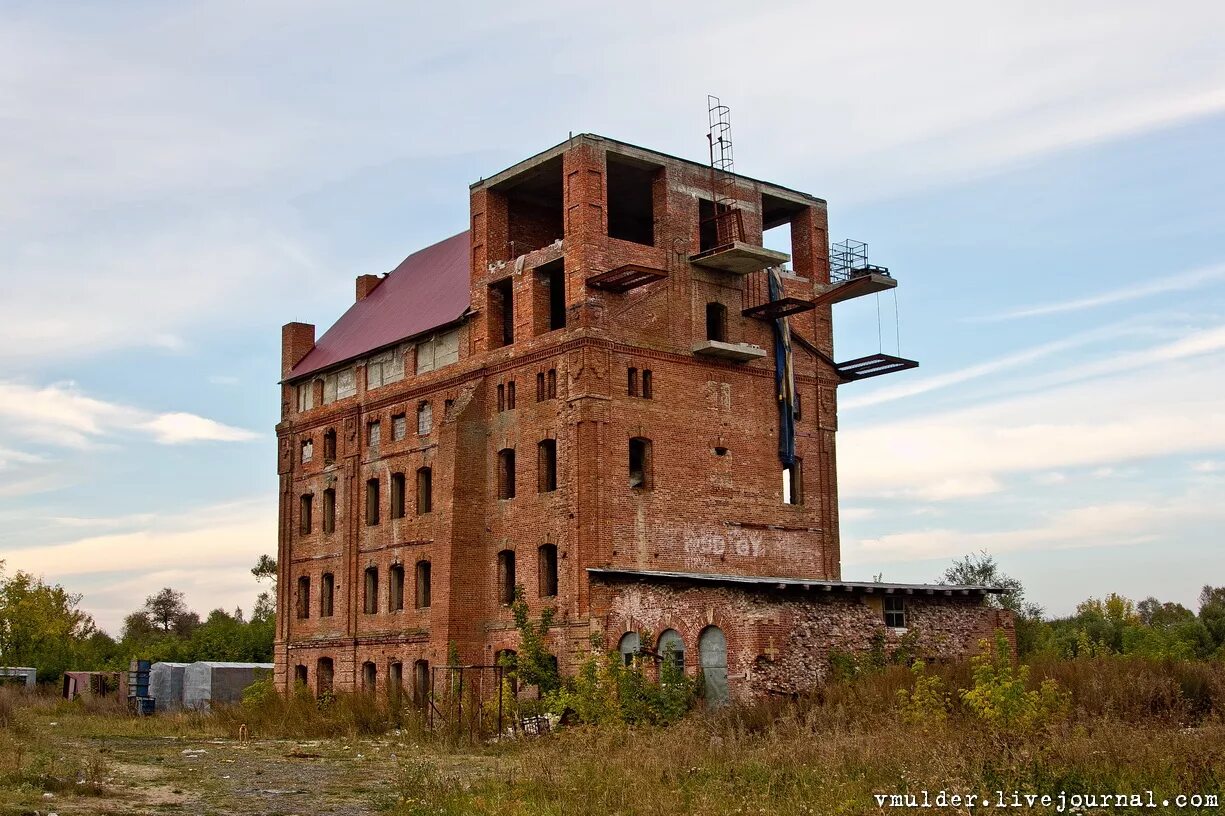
289,231,471,380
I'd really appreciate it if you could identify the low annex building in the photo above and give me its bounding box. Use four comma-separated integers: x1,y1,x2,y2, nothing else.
275,132,1012,704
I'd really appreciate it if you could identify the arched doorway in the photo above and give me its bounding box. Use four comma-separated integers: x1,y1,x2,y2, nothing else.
699,626,728,705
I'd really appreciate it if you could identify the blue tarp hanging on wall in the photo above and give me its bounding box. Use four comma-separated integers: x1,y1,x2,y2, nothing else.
767,268,797,467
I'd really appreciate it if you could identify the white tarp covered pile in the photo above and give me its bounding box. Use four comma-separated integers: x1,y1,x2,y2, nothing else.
182,662,273,711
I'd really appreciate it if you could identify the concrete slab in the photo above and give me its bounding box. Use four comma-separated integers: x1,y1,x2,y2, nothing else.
690,242,791,275
693,340,768,362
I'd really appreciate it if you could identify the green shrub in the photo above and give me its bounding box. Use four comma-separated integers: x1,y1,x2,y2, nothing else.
895,660,950,725
961,632,1068,733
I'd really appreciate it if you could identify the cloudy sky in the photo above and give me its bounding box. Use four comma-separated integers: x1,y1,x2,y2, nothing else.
2,0,1223,633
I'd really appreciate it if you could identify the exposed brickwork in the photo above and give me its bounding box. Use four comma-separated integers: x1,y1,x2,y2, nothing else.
274,134,996,699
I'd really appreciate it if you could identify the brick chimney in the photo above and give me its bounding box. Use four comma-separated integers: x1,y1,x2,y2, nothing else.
281,322,315,380
356,274,382,302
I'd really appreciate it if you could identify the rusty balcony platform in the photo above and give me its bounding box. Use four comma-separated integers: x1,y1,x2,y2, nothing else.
742,297,816,320
689,242,791,275
836,353,919,382
586,264,668,293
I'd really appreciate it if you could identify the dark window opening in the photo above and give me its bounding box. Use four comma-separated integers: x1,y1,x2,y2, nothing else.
323,488,336,534
416,467,433,514
536,371,545,402
784,459,804,505
296,575,310,619
320,573,334,617
362,661,376,692
389,662,403,698
501,155,563,259
413,660,430,707
537,439,557,493
294,664,308,686
761,192,806,274
363,566,379,614
317,657,334,695
299,494,313,535
884,596,907,629
538,544,558,597
390,472,406,519
607,152,659,246
794,391,802,421
642,369,653,399
389,563,405,612
629,437,653,490
628,367,639,397
706,302,728,342
497,383,505,412
507,381,516,410
497,448,516,499
366,478,380,525
323,428,337,461
547,368,557,399
415,560,431,608
489,278,514,348
535,258,567,333
698,198,718,253
497,550,516,605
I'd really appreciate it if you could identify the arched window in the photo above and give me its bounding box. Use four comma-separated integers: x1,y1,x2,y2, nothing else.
413,659,430,708
415,560,431,609
320,572,334,618
416,467,432,514
537,544,558,598
629,437,653,490
389,563,405,611
294,664,308,687
362,660,377,692
658,629,685,675
497,550,516,605
317,657,334,696
537,439,557,492
363,566,379,614
497,449,516,499
699,626,728,705
705,302,728,342
618,632,641,666
296,575,310,619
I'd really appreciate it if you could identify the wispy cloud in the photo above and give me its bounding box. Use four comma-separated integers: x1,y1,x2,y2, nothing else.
969,265,1225,323
0,380,257,449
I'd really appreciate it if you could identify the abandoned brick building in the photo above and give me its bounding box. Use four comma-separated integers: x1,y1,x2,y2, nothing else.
275,129,1013,704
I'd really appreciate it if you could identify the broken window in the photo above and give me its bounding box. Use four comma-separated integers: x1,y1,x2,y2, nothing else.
320,572,334,617
323,428,337,461
417,402,432,435
363,566,379,614
706,302,728,342
629,437,653,490
366,478,380,525
488,278,514,348
534,259,567,335
642,369,653,399
317,657,334,696
392,413,407,441
416,467,432,514
606,152,659,246
497,448,516,499
390,472,406,519
415,560,431,609
497,550,516,605
299,493,313,535
389,564,405,612
367,419,381,449
296,575,310,619
658,629,685,674
323,489,335,534
783,459,803,505
538,544,558,598
537,439,557,493
547,368,557,399
628,367,639,397
362,661,377,692
884,596,907,629
301,438,313,464
618,632,641,666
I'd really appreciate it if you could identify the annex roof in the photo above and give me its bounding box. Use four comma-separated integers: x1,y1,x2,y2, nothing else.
289,230,471,380
586,567,1004,595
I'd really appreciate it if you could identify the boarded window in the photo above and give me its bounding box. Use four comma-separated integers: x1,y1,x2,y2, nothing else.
497,550,516,605
538,544,558,598
884,596,907,629
320,573,334,617
296,575,310,619
363,566,379,614
417,402,432,435
366,478,380,525
497,449,516,499
392,413,407,440
299,494,313,535
537,439,557,493
416,467,432,514
783,459,803,505
389,564,405,612
323,489,336,534
301,438,313,464
629,437,652,490
323,428,337,461
390,473,406,519
415,560,431,608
